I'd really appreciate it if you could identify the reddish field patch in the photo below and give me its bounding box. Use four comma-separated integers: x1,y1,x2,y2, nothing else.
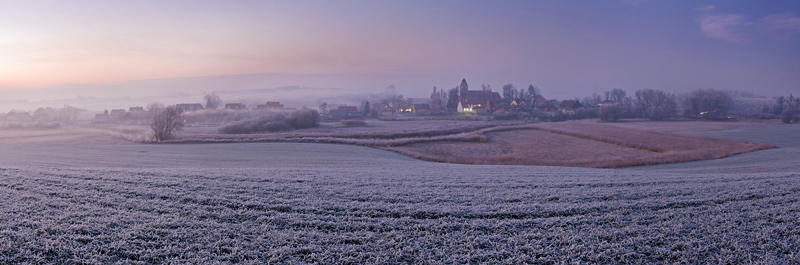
388,123,774,168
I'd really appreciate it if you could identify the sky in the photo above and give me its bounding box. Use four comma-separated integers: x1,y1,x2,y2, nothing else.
1,0,799,102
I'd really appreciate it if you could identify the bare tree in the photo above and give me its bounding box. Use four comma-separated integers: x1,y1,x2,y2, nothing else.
609,88,626,103
635,89,678,120
528,85,540,106
204,93,223,109
682,89,733,120
430,86,448,111
502,84,515,109
149,105,184,142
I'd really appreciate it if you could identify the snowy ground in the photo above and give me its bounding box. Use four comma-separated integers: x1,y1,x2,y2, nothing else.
0,123,798,263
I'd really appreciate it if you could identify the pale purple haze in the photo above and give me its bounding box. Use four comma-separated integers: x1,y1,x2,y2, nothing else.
1,0,799,109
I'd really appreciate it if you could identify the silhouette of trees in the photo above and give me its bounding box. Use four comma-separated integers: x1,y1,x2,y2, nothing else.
446,87,460,112
528,85,540,107
598,104,624,122
204,93,222,109
682,89,733,120
634,89,678,120
149,105,184,142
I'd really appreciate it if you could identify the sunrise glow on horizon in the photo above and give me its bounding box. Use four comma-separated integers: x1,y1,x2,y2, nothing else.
1,1,799,96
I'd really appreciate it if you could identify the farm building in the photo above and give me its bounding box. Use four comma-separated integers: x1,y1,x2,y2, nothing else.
560,100,583,115
375,100,393,116
225,103,247,110
176,103,204,112
412,104,431,113
329,110,348,120
257,102,284,110
395,102,413,113
109,109,126,120
510,99,527,109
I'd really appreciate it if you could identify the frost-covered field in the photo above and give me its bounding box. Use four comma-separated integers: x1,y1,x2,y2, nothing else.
1,135,800,264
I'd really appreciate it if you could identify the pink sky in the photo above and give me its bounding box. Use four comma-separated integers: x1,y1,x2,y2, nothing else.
1,1,799,98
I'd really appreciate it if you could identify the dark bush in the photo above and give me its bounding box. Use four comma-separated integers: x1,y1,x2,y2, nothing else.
782,107,795,123
288,109,319,129
218,110,318,134
598,104,623,122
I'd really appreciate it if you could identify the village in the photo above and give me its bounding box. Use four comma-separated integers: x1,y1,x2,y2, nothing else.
75,79,625,126
2,79,797,131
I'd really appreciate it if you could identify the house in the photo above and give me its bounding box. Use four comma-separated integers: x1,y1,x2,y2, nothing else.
122,112,149,122
348,112,364,119
375,100,393,116
395,102,412,113
510,99,527,109
458,79,502,112
536,101,558,112
458,100,487,114
176,103,204,112
560,100,583,115
411,104,431,113
109,109,126,120
225,103,247,110
338,105,358,112
533,95,547,106
93,112,109,123
129,107,144,113
257,101,284,110
329,110,348,120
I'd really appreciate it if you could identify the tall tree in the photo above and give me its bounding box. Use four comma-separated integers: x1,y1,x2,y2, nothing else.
319,102,328,115
149,105,184,142
363,101,370,116
204,93,222,109
635,89,678,120
609,88,626,102
527,85,540,106
502,84,515,109
446,87,460,112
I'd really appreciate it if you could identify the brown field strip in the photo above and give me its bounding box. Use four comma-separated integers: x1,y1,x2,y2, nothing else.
387,123,775,168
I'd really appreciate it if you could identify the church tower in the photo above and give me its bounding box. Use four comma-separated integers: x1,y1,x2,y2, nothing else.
459,78,469,101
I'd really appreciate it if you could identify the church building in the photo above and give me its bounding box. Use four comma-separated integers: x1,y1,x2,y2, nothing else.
457,79,502,114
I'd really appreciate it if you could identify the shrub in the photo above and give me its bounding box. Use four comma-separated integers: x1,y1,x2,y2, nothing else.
781,107,795,123
218,109,319,134
598,104,623,122
288,109,319,129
